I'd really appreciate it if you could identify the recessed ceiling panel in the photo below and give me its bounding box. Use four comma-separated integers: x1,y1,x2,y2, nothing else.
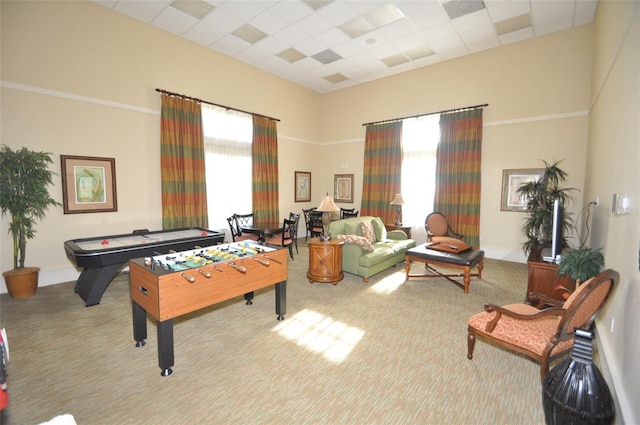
91,0,598,94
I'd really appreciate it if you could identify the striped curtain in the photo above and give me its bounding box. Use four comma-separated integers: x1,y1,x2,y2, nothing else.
434,109,483,247
252,116,279,227
361,121,403,223
160,94,208,229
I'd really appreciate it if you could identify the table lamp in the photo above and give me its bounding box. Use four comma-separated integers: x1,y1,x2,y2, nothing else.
390,193,405,226
317,193,339,241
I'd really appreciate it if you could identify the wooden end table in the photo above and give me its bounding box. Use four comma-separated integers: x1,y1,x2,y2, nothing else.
526,261,575,306
307,237,344,285
385,223,412,238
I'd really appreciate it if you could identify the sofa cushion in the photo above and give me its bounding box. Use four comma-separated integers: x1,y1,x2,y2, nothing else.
337,234,374,252
360,220,376,242
359,246,393,267
344,222,361,237
372,218,387,241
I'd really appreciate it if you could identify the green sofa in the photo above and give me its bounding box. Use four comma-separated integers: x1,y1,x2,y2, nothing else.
328,216,416,282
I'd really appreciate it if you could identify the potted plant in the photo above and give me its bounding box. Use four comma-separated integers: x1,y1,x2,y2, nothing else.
0,145,60,298
517,160,576,261
557,247,605,286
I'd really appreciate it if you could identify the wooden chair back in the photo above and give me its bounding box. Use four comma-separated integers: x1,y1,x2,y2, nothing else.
556,269,618,342
340,207,355,219
302,207,317,240
425,212,463,241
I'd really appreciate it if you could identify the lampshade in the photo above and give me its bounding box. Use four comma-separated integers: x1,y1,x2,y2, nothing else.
317,193,339,212
390,193,405,205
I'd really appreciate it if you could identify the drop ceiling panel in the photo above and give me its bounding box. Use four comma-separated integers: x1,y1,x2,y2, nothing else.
91,0,598,94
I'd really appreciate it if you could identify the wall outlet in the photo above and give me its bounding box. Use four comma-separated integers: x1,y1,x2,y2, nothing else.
594,197,600,206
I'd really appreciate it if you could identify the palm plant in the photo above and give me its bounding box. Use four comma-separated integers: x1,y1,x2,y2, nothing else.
558,247,605,285
0,145,60,270
516,160,575,259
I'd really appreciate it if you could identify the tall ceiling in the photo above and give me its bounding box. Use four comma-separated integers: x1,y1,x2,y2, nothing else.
92,0,598,94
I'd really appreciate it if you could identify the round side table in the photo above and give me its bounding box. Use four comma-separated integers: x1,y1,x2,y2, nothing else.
307,237,344,285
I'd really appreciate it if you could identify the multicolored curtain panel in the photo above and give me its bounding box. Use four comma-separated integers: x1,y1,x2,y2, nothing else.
252,116,279,227
434,109,483,247
160,94,209,229
361,121,403,224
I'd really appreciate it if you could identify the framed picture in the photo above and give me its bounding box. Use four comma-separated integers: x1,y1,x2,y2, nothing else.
294,171,311,202
61,155,118,214
334,174,354,203
501,168,544,212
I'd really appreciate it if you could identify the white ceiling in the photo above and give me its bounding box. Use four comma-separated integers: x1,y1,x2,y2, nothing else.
91,0,598,94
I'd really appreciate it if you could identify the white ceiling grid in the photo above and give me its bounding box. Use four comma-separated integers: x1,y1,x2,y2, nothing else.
91,0,598,93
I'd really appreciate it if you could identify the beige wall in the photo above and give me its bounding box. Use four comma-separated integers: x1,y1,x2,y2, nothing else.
0,0,595,278
585,1,639,423
1,1,323,285
320,26,593,256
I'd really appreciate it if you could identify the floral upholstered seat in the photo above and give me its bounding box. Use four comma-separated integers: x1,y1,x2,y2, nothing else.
467,269,618,381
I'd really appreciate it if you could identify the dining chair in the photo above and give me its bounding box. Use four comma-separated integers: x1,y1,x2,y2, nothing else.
342,210,359,218
340,207,355,219
264,218,296,259
288,212,300,254
234,213,254,229
226,215,258,242
301,207,317,240
309,210,324,238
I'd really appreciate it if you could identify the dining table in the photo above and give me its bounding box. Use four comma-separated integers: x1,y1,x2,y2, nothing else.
240,221,283,244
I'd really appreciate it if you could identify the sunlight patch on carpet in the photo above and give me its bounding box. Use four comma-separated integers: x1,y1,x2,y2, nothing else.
368,271,406,294
272,309,364,363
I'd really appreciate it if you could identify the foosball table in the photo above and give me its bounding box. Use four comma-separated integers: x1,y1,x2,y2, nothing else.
129,241,288,376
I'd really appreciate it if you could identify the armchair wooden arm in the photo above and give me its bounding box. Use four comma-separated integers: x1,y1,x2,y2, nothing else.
483,303,565,332
527,291,565,309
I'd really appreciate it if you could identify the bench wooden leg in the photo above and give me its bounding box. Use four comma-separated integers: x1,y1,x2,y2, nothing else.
463,267,471,293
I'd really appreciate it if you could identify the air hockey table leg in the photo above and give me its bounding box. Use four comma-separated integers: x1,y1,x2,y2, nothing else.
75,263,124,306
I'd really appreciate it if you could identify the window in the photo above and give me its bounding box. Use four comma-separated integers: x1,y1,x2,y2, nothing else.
401,114,440,243
201,104,252,238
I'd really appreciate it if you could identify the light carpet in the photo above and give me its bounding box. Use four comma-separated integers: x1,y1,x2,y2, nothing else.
0,242,545,425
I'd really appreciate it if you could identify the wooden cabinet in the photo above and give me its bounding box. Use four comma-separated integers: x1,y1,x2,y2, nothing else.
307,238,344,285
385,224,412,238
526,261,575,306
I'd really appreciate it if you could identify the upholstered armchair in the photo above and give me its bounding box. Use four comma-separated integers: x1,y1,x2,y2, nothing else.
467,269,618,381
425,212,464,245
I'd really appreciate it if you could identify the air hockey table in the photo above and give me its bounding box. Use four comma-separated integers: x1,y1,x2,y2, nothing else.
64,227,224,306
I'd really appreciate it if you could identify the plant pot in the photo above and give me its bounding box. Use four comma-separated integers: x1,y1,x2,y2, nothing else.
528,244,545,262
3,267,40,299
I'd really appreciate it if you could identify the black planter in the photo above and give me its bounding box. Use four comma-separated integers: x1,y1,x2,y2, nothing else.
542,328,615,425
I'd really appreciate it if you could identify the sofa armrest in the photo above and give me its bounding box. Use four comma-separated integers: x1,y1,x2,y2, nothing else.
386,230,408,240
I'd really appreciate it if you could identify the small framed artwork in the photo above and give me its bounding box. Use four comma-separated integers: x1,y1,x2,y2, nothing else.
501,168,544,212
334,174,354,203
61,155,118,214
294,171,311,202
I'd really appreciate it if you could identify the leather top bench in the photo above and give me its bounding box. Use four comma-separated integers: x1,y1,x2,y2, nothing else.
405,244,485,293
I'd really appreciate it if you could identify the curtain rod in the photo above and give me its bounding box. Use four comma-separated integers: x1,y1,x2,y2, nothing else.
155,88,280,122
362,103,488,127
